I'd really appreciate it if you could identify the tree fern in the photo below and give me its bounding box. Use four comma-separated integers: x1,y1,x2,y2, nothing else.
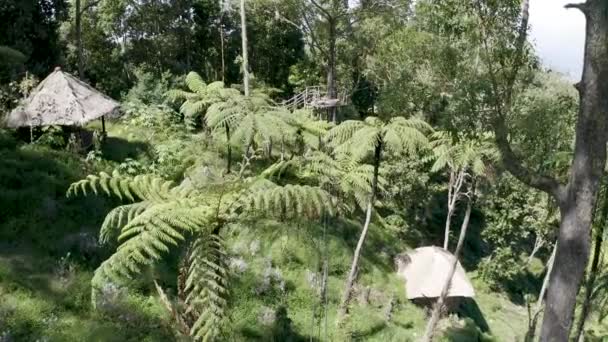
327,115,431,324
69,169,333,341
165,71,229,130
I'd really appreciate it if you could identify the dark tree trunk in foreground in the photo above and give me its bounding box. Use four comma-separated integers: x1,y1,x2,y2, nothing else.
538,3,608,340
574,184,607,341
488,1,608,340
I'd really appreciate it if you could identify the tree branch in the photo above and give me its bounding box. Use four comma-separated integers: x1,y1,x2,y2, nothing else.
494,118,564,198
301,10,329,57
564,2,589,15
79,0,101,14
474,0,564,200
308,0,333,20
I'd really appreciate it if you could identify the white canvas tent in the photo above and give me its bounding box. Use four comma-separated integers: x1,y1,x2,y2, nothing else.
5,67,119,129
395,246,475,299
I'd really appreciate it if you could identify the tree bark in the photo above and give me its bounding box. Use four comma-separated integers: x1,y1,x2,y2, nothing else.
574,184,607,341
444,171,464,250
327,17,338,123
219,13,225,83
539,2,608,340
75,0,83,79
336,143,381,325
225,125,232,174
240,0,250,97
422,195,473,342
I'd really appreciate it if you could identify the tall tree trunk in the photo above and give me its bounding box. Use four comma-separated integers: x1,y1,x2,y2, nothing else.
539,3,608,340
225,125,231,173
336,143,381,325
240,0,250,97
422,195,473,342
219,13,225,83
327,17,337,123
76,0,83,79
574,184,607,341
443,172,455,250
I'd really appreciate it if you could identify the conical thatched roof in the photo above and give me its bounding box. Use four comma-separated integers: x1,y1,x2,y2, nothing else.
5,67,119,128
395,246,475,299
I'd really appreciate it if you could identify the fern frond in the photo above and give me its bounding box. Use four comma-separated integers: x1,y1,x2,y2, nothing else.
165,89,198,102
187,234,230,342
185,72,207,94
238,184,334,219
326,120,366,147
68,172,174,202
91,203,212,306
100,202,152,244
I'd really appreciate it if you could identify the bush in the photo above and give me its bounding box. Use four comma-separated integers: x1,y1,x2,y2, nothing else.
477,247,525,291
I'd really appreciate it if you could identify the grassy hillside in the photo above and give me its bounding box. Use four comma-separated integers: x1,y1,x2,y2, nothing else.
0,124,533,341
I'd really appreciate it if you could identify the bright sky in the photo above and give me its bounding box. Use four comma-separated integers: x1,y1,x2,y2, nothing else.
529,0,586,79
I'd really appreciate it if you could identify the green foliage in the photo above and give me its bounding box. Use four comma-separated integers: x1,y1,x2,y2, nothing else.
165,72,228,130
327,116,432,162
477,247,525,291
187,234,230,341
67,168,334,340
428,131,499,176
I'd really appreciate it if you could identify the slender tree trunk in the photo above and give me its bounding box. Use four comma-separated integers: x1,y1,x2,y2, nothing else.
422,196,473,341
574,185,607,341
327,17,338,123
336,143,382,325
443,172,455,250
444,171,464,250
540,3,608,340
525,241,557,342
76,0,83,79
225,125,231,173
240,0,250,97
527,234,546,265
219,13,225,83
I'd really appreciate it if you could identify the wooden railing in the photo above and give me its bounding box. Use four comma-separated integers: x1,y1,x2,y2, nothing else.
281,86,348,110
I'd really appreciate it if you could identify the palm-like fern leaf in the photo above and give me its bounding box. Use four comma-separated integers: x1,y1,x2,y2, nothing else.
67,172,175,202
91,203,211,306
100,202,152,244
238,183,335,219
186,234,230,342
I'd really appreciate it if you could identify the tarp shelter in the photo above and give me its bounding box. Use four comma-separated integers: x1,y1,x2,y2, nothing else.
5,67,119,129
395,246,475,299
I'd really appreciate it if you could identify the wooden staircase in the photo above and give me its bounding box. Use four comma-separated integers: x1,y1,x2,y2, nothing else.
281,86,348,111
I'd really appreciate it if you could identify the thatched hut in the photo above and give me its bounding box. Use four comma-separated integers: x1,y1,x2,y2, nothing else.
5,67,119,130
395,246,475,308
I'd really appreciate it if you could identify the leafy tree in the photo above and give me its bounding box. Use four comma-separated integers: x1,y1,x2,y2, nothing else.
325,115,431,325
0,0,68,79
465,0,608,338
422,132,497,340
428,131,498,250
67,170,334,341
